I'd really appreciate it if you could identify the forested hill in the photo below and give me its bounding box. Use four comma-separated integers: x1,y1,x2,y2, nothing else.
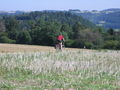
15,11,95,27
0,11,96,45
69,8,120,29
1,11,120,49
0,11,94,27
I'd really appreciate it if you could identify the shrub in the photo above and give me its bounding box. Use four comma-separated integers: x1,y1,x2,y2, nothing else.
17,31,32,44
104,40,119,49
65,39,75,47
84,42,94,49
0,36,16,43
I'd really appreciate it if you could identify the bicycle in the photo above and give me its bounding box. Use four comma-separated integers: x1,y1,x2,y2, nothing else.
55,42,65,51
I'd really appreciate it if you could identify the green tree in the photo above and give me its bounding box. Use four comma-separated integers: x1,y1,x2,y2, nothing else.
60,24,72,38
8,30,19,40
72,22,85,39
29,28,42,45
75,29,103,48
104,40,119,49
107,28,114,35
4,17,19,32
38,22,61,45
0,20,6,32
17,31,32,44
0,36,15,43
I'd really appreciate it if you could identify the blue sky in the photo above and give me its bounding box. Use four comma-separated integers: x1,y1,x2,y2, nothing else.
0,0,120,11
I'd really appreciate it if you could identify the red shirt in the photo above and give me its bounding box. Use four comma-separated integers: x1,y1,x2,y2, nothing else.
57,35,64,40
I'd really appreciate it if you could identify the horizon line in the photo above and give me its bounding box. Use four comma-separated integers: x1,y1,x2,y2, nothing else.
0,8,120,12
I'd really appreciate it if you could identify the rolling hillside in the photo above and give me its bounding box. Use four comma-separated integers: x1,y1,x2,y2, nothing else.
69,8,120,29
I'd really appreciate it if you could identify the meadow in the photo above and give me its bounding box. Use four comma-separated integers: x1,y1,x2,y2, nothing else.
0,44,120,90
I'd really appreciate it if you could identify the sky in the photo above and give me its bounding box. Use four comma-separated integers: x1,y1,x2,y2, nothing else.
0,0,120,11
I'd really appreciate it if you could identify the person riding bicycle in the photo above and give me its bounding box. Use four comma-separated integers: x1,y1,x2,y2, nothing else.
56,34,65,50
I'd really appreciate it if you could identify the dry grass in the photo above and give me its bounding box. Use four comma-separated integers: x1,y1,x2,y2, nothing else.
0,43,56,53
0,43,80,53
0,43,120,89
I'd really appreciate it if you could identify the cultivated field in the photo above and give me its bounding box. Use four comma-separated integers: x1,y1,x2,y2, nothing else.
0,43,120,89
0,43,55,53
0,43,79,53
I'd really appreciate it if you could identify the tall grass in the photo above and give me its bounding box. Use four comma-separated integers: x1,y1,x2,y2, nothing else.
0,50,120,89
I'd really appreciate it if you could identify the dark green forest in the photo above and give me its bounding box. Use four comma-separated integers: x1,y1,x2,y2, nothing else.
0,11,120,49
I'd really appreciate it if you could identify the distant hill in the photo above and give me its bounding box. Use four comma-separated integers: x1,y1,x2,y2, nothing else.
16,11,95,27
0,11,26,16
0,11,95,28
69,8,120,29
1,9,120,29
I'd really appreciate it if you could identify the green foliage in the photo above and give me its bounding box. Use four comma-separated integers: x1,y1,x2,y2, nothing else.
78,9,120,29
84,42,94,49
30,21,61,45
8,30,19,40
104,40,119,49
0,20,6,32
0,83,15,89
72,40,85,48
60,24,73,38
0,32,8,37
4,17,19,32
0,36,16,43
65,39,75,47
107,28,114,35
17,30,32,44
72,22,85,39
1,11,120,49
74,29,103,49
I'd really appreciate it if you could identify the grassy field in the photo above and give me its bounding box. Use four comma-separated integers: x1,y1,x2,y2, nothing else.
0,44,120,89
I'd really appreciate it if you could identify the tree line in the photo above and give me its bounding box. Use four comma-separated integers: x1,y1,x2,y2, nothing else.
0,11,120,49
